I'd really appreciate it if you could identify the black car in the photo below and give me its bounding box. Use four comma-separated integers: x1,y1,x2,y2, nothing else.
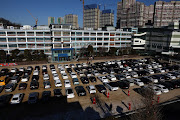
24,70,31,75
159,82,174,90
31,75,39,81
115,74,126,80
42,91,51,102
16,71,23,76
50,64,55,69
95,84,106,93
140,77,152,84
28,92,39,104
19,83,27,90
80,77,89,84
67,68,72,73
170,80,180,88
89,76,96,82
30,81,39,90
75,86,86,96
5,83,17,92
0,94,13,107
42,69,48,75
6,72,14,78
1,68,9,75
0,86,5,93
10,76,21,83
35,66,40,71
117,80,130,89
54,89,63,97
27,66,33,71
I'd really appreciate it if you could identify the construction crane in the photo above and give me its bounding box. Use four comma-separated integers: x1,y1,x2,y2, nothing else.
80,0,85,28
26,9,38,27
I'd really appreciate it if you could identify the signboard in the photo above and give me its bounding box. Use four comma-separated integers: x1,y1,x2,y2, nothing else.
0,63,18,67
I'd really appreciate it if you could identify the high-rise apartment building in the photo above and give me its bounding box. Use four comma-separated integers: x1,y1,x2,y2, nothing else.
64,14,79,29
117,0,154,28
57,17,64,24
100,9,114,28
154,1,180,28
84,4,100,30
48,17,55,26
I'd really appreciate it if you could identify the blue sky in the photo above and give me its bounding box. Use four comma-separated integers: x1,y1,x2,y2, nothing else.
0,0,171,27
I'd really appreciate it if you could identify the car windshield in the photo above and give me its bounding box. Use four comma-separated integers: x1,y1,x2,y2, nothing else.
68,89,73,94
12,97,18,100
29,97,35,100
163,87,166,89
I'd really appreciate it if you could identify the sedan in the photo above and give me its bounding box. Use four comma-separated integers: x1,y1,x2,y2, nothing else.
10,93,24,104
75,86,86,96
134,79,144,86
43,74,50,81
18,83,27,90
89,76,97,82
54,89,63,97
54,79,62,87
117,81,130,89
95,84,106,93
106,74,117,81
44,81,51,89
104,82,119,91
30,81,39,90
70,72,77,78
28,92,39,104
64,80,71,88
66,88,75,98
21,75,29,82
80,77,89,84
86,85,96,94
42,91,51,102
97,76,108,83
155,84,169,93
73,78,79,85
53,73,59,80
62,73,68,79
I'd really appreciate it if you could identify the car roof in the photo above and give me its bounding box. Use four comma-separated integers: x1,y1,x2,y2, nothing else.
13,93,22,98
89,85,95,89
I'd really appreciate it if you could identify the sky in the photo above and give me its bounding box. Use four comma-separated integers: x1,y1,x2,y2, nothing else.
0,0,172,27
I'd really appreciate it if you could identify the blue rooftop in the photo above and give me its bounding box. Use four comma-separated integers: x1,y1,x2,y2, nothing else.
102,9,114,14
84,4,100,10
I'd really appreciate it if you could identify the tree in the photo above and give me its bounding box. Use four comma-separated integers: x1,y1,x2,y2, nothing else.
98,47,106,56
11,49,20,59
32,50,40,61
79,47,87,57
24,49,32,61
0,50,6,62
87,45,94,56
109,47,117,56
39,50,47,61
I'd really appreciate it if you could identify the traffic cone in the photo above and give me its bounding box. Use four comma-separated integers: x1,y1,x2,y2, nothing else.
107,91,109,98
157,95,160,103
128,89,130,96
128,103,131,110
93,97,96,104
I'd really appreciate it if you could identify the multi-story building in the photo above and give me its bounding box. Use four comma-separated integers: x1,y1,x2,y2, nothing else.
57,17,64,24
117,0,154,28
84,4,100,30
64,14,79,29
48,17,55,26
154,1,180,28
100,9,114,28
0,24,135,62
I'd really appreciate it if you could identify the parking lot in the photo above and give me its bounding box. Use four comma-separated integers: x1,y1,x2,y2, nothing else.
1,56,180,118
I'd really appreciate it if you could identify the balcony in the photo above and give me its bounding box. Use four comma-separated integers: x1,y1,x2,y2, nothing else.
27,34,34,36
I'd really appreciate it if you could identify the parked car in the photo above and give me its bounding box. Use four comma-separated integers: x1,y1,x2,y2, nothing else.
54,79,62,87
59,68,66,74
155,84,169,93
19,83,27,90
73,78,79,85
5,83,16,92
70,72,77,78
66,68,72,73
10,76,20,83
0,94,13,107
147,85,162,95
89,76,97,82
106,74,117,81
115,74,126,80
42,91,51,102
31,75,39,81
80,77,89,84
62,73,68,79
10,68,18,73
21,75,29,82
44,81,51,89
16,71,23,76
33,70,39,76
126,79,135,86
95,84,106,93
104,82,119,91
97,76,108,83
92,70,100,76
117,80,130,89
133,79,144,86
54,89,62,97
51,69,57,74
10,93,24,104
28,92,39,104
64,80,71,88
30,81,39,90
75,86,86,96
43,74,50,81
35,66,40,71
53,73,59,81
42,69,48,75
66,88,75,98
87,85,96,94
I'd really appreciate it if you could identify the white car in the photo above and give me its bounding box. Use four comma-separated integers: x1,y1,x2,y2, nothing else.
106,74,116,81
118,64,124,68
43,74,49,80
134,79,144,86
147,65,152,69
82,63,88,67
53,73,59,80
54,79,62,87
10,93,24,104
148,85,162,95
148,76,158,83
78,71,85,77
126,67,132,72
64,80,71,88
92,70,100,76
59,68,66,74
87,85,96,94
145,69,154,74
42,65,47,70
64,64,69,68
44,81,51,89
156,84,169,93
66,88,75,98
131,72,138,78
33,70,39,75
152,64,158,68
104,82,119,91
10,68,17,73
19,67,24,72
57,64,63,69
62,73,68,79
123,73,131,79
70,72,77,78
126,79,135,86
21,75,29,82
98,76,108,83
165,73,176,80
51,69,57,74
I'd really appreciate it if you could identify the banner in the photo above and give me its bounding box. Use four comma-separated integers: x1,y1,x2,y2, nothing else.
0,63,18,67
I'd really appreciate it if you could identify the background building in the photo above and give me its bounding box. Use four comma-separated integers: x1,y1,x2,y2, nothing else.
57,17,64,24
154,1,180,28
84,4,100,30
100,9,114,28
48,17,55,26
64,14,79,29
117,0,154,28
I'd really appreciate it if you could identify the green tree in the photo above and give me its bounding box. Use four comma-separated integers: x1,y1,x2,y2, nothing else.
11,49,20,59
109,47,117,56
87,45,93,56
39,50,47,61
24,49,32,61
0,50,7,62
